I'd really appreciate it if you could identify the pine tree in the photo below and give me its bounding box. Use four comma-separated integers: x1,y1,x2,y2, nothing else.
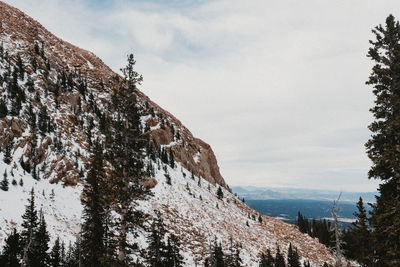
0,229,23,266
287,243,301,267
108,53,150,265
259,250,275,267
38,106,49,135
217,186,224,200
81,142,109,266
225,237,242,267
21,188,39,265
274,246,286,267
0,170,9,191
50,237,61,267
0,97,7,118
29,210,50,266
146,212,168,267
169,149,175,168
3,140,13,164
164,234,184,267
365,14,400,265
206,241,225,267
344,197,372,266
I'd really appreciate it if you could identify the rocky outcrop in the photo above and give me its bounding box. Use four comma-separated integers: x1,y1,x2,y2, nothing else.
0,0,227,188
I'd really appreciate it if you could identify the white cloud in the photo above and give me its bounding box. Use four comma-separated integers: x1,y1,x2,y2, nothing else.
4,0,395,191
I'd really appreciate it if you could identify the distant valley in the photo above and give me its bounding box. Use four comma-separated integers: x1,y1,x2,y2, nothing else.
232,186,376,225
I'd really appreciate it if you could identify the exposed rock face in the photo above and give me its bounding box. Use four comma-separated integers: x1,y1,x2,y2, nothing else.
0,0,227,188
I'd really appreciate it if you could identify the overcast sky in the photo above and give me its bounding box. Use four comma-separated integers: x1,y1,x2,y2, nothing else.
5,0,400,191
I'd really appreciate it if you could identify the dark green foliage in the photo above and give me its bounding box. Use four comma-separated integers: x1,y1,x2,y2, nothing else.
217,186,224,200
0,229,23,267
169,149,175,168
164,235,184,267
342,197,372,265
3,140,13,164
287,243,301,267
21,188,39,245
258,215,263,224
259,250,275,267
146,212,183,267
165,173,172,185
1,170,9,191
81,142,111,266
225,237,242,267
38,106,50,135
16,54,24,80
50,237,61,267
274,246,286,267
106,53,150,265
365,14,400,265
0,98,7,118
28,210,50,267
205,241,225,267
11,178,17,186
296,211,332,248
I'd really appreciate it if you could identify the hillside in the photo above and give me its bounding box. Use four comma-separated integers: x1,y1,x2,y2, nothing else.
0,2,343,266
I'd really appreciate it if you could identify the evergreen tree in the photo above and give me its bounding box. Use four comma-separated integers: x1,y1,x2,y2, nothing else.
169,149,175,168
1,170,9,191
164,234,184,267
108,53,150,265
274,246,286,267
28,210,50,267
81,142,110,266
0,229,23,267
16,54,24,80
146,212,168,267
217,186,224,200
225,237,242,267
259,250,274,267
365,14,400,265
287,243,301,267
50,237,61,267
343,197,372,266
0,97,7,118
38,106,49,135
20,188,38,266
206,241,225,267
3,140,13,164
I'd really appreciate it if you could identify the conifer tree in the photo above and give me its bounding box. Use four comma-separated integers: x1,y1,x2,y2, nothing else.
38,106,49,135
50,237,61,267
365,14,400,265
225,237,242,267
0,170,9,191
274,246,286,267
29,210,50,266
0,229,22,266
217,186,224,200
287,243,301,267
259,250,275,267
169,149,175,168
146,212,168,267
3,140,13,164
0,97,7,118
108,53,150,265
344,197,372,266
164,234,184,267
81,141,110,266
21,188,38,265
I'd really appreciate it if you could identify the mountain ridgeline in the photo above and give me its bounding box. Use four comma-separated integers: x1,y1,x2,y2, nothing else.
0,2,342,266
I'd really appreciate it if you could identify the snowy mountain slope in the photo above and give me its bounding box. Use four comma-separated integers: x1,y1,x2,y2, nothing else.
0,1,347,266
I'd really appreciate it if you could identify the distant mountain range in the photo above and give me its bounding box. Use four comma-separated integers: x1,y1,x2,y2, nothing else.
231,186,377,203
